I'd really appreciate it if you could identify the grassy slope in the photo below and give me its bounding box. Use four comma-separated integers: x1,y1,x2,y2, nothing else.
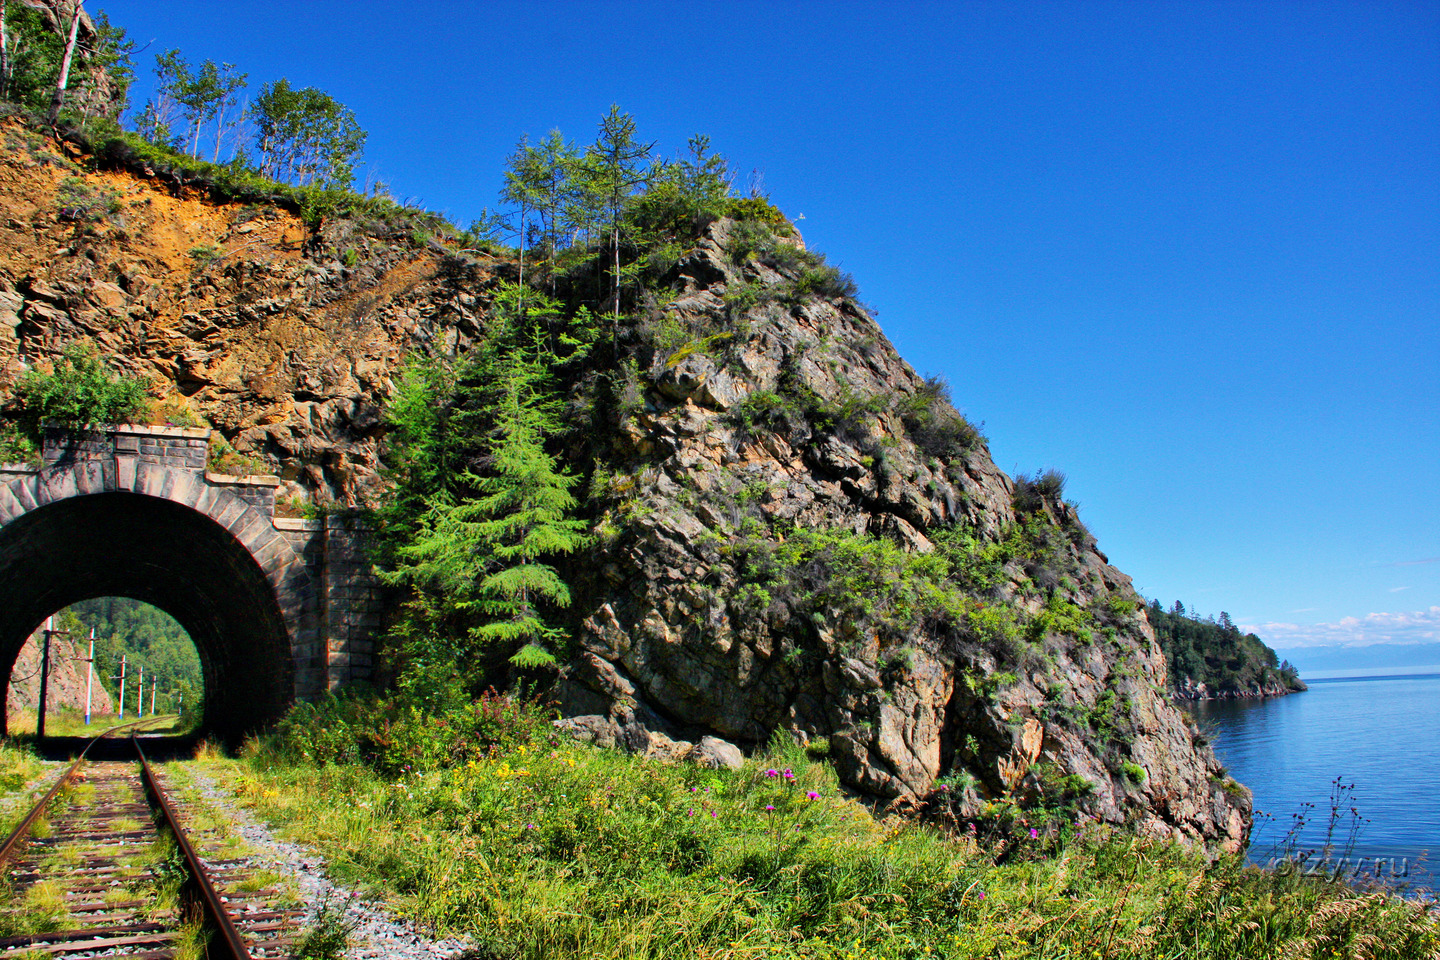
198,717,1437,960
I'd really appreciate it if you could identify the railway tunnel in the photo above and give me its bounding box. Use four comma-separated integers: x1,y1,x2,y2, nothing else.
0,491,292,741
0,425,383,742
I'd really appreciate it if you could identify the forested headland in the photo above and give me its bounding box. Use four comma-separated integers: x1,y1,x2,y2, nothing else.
1149,600,1304,700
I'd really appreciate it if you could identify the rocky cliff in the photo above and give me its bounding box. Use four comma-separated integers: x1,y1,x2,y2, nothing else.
6,625,114,718
0,126,1249,848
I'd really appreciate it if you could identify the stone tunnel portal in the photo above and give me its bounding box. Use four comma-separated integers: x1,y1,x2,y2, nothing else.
0,491,293,741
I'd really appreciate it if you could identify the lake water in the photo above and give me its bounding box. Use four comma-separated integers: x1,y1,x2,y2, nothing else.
1186,672,1440,891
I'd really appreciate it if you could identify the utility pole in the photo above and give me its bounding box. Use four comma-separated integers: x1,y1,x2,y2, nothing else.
136,665,143,723
36,617,53,738
84,628,94,726
150,678,156,716
114,654,127,718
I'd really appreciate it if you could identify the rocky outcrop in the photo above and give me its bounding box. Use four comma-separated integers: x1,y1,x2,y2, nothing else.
0,129,1249,849
551,219,1248,848
1173,677,1306,701
6,626,114,717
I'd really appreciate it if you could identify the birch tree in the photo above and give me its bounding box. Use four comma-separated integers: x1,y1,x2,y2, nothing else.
43,0,81,123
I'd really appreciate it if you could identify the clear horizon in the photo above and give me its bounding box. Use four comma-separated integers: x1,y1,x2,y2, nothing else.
96,0,1439,654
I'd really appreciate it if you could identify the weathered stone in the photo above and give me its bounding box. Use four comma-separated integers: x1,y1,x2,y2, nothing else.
691,735,745,770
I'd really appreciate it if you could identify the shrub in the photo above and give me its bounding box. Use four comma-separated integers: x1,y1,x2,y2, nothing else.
1012,469,1066,514
900,375,985,460
9,343,148,444
1122,762,1148,785
55,177,121,222
187,243,222,266
724,196,795,233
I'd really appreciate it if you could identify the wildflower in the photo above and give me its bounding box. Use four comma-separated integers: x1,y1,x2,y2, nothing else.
765,769,779,778
806,791,820,800
1029,828,1039,839
783,768,795,780
710,811,717,818
765,804,775,811
687,809,694,816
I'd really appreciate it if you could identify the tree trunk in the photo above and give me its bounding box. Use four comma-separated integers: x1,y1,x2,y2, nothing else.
1,3,10,103
46,0,83,125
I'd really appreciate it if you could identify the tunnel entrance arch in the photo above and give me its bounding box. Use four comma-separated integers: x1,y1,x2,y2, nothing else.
0,425,383,741
0,492,294,739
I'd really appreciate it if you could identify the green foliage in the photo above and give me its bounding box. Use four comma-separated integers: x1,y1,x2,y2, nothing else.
0,420,36,464
729,522,967,647
724,195,795,234
0,2,135,119
1028,593,1097,645
228,709,1440,960
378,285,592,685
899,375,985,461
55,175,120,220
251,78,366,188
187,242,220,265
271,687,549,774
292,895,355,960
1150,599,1304,695
135,49,246,161
1122,761,1147,785
8,342,148,443
89,128,428,238
59,597,202,715
628,133,732,240
1011,468,1067,515
206,433,265,476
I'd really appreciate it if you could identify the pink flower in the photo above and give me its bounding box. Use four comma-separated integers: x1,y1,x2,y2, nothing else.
765,769,779,778
1029,828,1039,839
765,804,775,811
806,791,820,800
783,768,795,780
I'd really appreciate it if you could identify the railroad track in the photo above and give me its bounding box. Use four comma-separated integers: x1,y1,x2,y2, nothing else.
0,723,307,959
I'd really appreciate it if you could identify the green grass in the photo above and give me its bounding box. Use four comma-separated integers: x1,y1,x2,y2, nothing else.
194,706,1440,960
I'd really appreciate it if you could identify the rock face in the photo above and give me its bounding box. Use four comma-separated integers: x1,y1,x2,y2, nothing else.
6,626,115,718
0,129,1248,849
551,220,1248,848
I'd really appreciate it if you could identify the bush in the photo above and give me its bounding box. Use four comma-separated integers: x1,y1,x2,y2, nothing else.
9,343,148,444
1012,469,1066,515
724,196,795,234
272,687,554,775
900,375,984,461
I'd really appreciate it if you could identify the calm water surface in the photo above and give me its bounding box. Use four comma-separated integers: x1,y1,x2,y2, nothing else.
1187,672,1440,887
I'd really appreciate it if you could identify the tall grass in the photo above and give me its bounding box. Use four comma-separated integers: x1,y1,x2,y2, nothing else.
192,702,1440,960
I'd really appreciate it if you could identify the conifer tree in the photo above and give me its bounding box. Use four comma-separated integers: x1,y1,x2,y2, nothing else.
380,290,589,679
585,105,654,321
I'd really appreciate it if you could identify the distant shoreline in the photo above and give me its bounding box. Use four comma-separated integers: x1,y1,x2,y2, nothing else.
1302,665,1440,682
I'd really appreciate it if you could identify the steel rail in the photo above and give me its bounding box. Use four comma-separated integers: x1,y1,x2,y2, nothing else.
0,717,150,868
134,735,255,960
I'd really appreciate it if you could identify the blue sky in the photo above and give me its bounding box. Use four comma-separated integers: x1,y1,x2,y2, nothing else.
98,1,1439,656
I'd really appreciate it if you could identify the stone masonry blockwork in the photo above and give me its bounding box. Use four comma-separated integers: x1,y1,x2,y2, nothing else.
0,425,382,736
